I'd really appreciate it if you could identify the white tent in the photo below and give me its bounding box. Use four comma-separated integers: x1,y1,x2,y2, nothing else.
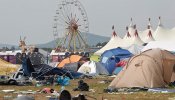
139,28,154,42
131,31,144,46
77,61,109,76
122,31,133,47
139,18,155,43
123,18,136,38
153,26,170,41
123,30,144,47
142,41,175,52
142,29,155,43
125,44,143,55
153,17,172,41
122,19,144,47
143,30,155,43
94,30,122,55
169,27,175,41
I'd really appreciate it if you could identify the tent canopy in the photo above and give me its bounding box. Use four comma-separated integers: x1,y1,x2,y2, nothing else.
100,47,133,74
109,49,175,88
101,47,133,59
57,55,82,68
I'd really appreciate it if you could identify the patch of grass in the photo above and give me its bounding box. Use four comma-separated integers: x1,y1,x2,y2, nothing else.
0,77,175,100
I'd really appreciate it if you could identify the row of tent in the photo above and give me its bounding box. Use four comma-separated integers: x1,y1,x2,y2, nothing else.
2,47,175,89
95,17,175,55
55,41,175,77
55,47,133,76
0,47,133,77
54,46,175,88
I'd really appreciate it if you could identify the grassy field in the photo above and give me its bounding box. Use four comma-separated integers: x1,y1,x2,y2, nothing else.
0,77,175,100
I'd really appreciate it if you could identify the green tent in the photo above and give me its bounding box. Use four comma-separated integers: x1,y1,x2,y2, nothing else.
90,55,100,62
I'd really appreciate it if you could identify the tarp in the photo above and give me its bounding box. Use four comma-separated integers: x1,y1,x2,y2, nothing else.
63,62,79,72
109,49,175,88
22,57,83,79
32,64,82,79
78,61,109,76
100,47,133,74
57,55,82,68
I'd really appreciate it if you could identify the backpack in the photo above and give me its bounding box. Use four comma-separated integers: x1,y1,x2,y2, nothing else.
78,80,89,91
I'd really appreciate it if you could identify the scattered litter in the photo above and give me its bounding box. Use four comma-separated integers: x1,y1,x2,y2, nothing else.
28,90,32,92
89,89,95,92
169,97,175,100
3,95,13,100
2,89,15,93
14,95,34,100
40,88,55,94
109,75,116,78
17,94,23,97
99,81,105,84
20,91,36,94
98,80,111,84
48,97,58,100
57,76,70,86
51,91,60,97
46,96,52,98
148,88,175,93
104,87,148,93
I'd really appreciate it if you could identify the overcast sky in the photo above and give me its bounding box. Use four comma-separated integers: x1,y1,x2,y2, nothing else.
0,0,175,45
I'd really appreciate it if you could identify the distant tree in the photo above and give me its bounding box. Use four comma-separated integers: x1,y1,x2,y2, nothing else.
96,43,102,47
41,48,52,52
2,47,9,51
101,42,107,46
95,41,107,47
10,46,15,51
2,47,6,51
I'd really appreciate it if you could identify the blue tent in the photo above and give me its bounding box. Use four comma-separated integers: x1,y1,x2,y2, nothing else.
100,47,133,74
113,67,123,75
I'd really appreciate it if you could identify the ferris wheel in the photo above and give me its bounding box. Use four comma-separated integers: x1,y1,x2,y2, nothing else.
53,0,89,52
